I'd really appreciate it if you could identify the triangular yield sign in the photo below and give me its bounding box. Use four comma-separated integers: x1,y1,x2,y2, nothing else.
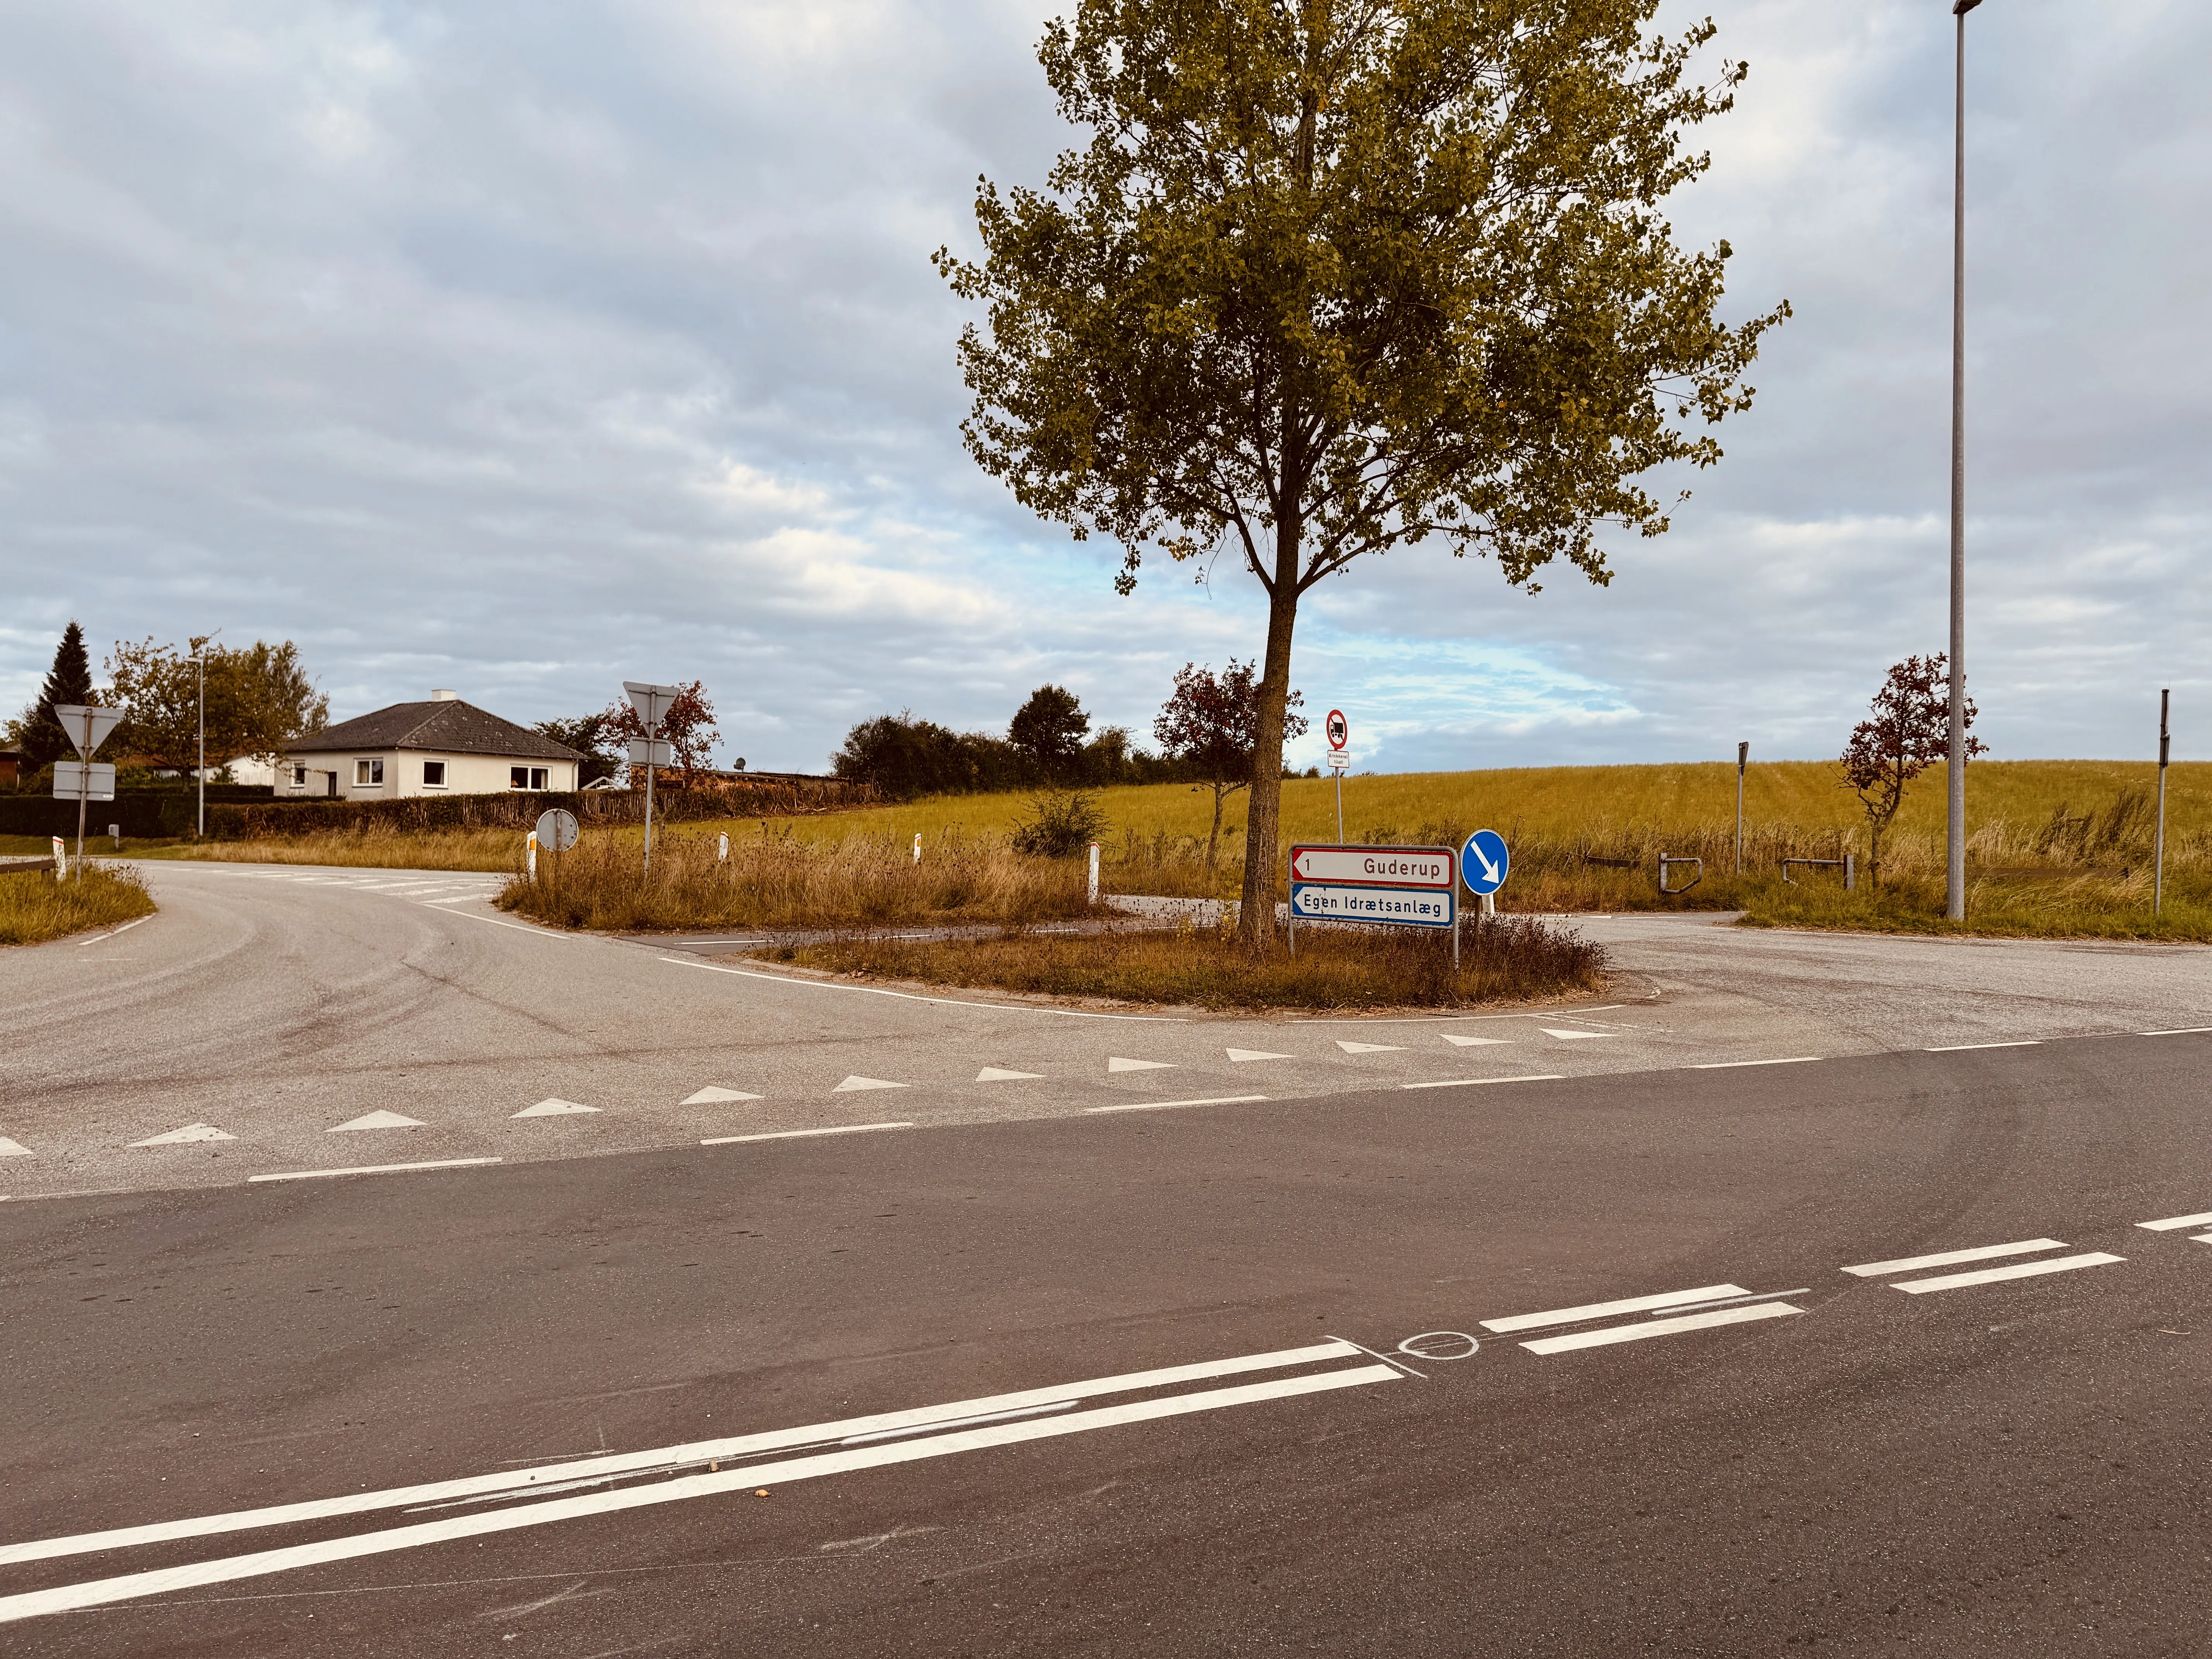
833,1075,908,1092
512,1098,599,1117
0,1136,31,1157
1107,1057,1174,1073
976,1068,1045,1082
329,1110,425,1132
132,1123,235,1146
1441,1034,1511,1047
683,1087,763,1104
1540,1028,1611,1041
1336,1041,1404,1054
1225,1048,1292,1062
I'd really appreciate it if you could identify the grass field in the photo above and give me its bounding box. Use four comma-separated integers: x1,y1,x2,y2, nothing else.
0,863,156,946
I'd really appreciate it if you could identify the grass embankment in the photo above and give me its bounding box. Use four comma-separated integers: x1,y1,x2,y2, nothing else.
145,825,522,871
497,827,1098,931
758,914,1604,1012
0,864,156,945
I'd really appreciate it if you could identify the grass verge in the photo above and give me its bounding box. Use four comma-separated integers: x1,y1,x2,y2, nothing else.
148,826,522,871
754,916,1605,1012
1735,871,2212,941
0,864,156,946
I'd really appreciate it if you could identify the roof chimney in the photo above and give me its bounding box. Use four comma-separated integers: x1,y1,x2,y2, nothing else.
430,688,459,701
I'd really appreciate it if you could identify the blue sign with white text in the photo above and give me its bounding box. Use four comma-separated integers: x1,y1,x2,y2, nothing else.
1460,829,1510,895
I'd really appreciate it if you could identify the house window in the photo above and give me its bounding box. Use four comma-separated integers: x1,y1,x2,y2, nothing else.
422,760,447,788
291,765,307,787
510,766,549,791
355,758,384,786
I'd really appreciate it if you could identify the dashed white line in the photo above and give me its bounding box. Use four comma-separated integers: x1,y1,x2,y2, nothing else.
1891,1252,2122,1294
248,1158,502,1184
1401,1074,1563,1091
1924,1040,2041,1052
2143,1027,2212,1037
1085,1095,1268,1115
1841,1238,2068,1277
1519,1302,1802,1355
1691,1056,1822,1070
1481,1284,1749,1334
700,1123,913,1145
2138,1211,2212,1232
78,916,149,945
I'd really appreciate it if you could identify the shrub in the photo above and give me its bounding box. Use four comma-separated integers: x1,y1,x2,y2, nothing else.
1010,791,1109,858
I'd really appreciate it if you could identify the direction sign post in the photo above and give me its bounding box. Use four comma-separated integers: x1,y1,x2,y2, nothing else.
622,682,682,875
1286,842,1458,969
54,704,124,883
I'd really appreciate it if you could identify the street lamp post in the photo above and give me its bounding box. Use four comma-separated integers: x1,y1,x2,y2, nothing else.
1944,0,1982,921
190,631,220,839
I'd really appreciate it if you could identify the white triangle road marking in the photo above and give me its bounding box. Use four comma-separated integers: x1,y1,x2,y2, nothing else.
1442,1034,1511,1047
976,1068,1045,1082
683,1087,763,1104
1225,1049,1293,1063
329,1110,425,1132
512,1098,599,1118
1107,1057,1175,1073
1336,1041,1403,1054
1540,1028,1613,1041
0,1136,31,1157
833,1076,908,1093
132,1123,236,1146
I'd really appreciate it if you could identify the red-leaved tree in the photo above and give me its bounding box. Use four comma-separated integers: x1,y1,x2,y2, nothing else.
1839,653,1986,884
1154,661,1307,868
605,681,720,785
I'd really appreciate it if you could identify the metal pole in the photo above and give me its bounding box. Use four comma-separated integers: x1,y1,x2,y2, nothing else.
1944,0,1979,922
643,740,655,876
1334,771,1344,845
74,709,88,882
197,646,206,840
1735,741,1748,874
2155,688,2170,917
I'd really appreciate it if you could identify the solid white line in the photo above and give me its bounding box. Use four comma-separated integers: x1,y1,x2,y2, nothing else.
1892,1251,2123,1294
1840,1238,2066,1277
699,1123,911,1145
2137,1211,2212,1232
1480,1284,1748,1334
1085,1095,1268,1114
0,1345,1382,1579
1519,1301,1801,1355
1401,1075,1564,1090
246,1158,503,1184
2143,1027,2212,1037
424,908,582,939
1690,1056,1822,1070
660,956,1184,1020
78,916,150,945
1924,1040,2042,1052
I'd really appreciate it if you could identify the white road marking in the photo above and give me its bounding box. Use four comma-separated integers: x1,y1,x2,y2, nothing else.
0,1138,31,1158
1539,1028,1611,1041
2144,1027,2212,1036
0,1364,1398,1624
1924,1040,2041,1052
2193,1234,2212,1245
512,1099,598,1118
682,1086,763,1105
78,916,149,944
0,1339,1372,1570
1519,1302,1802,1355
1892,1252,2123,1293
1085,1095,1268,1114
832,1075,908,1093
660,957,1183,1020
423,907,583,937
1840,1238,2067,1277
1107,1057,1175,1072
1480,1284,1749,1334
2136,1211,2212,1232
701,1123,912,1145
328,1110,425,1132
131,1123,234,1146
1691,1056,1822,1069
1400,1074,1563,1090
249,1158,503,1184
1225,1049,1292,1063
1440,1034,1510,1047
976,1067,1044,1081
1335,1041,1403,1054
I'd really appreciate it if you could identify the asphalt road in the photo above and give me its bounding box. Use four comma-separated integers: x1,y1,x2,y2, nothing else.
4,863,2211,1654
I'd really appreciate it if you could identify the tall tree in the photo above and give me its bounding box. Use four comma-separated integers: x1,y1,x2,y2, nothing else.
1008,684,1090,780
1154,660,1307,866
106,639,328,776
12,621,95,771
938,0,1785,947
1839,653,1986,886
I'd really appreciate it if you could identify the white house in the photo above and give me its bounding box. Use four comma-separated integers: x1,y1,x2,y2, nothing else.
278,690,585,799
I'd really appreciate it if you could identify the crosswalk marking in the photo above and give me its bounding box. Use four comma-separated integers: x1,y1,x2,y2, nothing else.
1892,1252,2122,1294
1480,1283,1747,1334
1841,1238,2067,1278
2136,1210,2212,1232
1519,1301,1802,1355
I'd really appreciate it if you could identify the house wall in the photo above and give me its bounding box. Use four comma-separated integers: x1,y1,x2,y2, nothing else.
276,750,578,799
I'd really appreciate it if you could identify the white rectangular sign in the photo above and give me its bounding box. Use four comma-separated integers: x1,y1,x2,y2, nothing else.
53,761,116,802
1326,752,1350,772
1288,884,1455,927
628,738,674,766
1288,845,1452,888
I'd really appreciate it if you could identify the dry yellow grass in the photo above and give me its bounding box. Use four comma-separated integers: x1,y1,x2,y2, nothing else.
0,864,157,946
148,825,524,871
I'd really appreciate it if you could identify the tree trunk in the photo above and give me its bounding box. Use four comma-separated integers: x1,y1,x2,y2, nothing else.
1237,571,1301,951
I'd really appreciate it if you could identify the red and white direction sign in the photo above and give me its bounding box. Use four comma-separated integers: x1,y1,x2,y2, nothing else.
1325,709,1348,750
1288,845,1452,888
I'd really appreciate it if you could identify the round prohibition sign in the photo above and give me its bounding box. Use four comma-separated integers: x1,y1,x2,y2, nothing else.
1326,708,1348,751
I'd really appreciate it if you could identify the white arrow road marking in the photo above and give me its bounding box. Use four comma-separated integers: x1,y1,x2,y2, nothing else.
1539,1029,1611,1041
1440,1034,1510,1047
1519,1301,1801,1355
832,1076,908,1093
975,1068,1045,1082
1107,1057,1175,1073
328,1110,424,1132
1891,1252,2123,1294
511,1099,598,1118
131,1123,234,1146
0,1137,31,1158
2137,1210,2212,1231
682,1087,763,1105
1335,1041,1403,1054
1840,1238,2068,1277
1224,1049,1292,1063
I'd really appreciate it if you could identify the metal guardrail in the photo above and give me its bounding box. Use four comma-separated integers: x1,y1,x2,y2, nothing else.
1782,855,1856,891
0,857,53,877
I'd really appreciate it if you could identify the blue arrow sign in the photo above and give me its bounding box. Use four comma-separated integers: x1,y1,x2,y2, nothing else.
1460,829,1510,895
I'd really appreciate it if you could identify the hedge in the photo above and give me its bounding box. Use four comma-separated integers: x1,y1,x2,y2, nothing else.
207,773,871,840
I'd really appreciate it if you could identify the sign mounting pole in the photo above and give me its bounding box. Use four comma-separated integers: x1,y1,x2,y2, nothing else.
1324,709,1349,846
624,682,682,877
2155,689,2170,918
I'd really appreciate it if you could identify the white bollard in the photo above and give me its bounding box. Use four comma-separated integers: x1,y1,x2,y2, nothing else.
1087,841,1100,905
527,829,538,881
913,831,922,865
718,831,729,863
52,835,66,879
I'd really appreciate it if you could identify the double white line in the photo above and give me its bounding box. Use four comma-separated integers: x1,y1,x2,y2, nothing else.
1841,1238,2122,1293
1481,1283,1805,1355
0,1341,1396,1624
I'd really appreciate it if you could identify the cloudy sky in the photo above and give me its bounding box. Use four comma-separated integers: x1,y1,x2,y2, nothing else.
2,0,2204,774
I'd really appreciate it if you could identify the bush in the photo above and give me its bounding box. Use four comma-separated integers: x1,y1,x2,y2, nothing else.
1010,791,1109,858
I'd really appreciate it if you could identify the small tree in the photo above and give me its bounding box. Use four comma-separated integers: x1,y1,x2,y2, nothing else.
1008,684,1089,780
605,680,719,784
535,713,623,787
10,622,96,773
1154,660,1308,867
1839,653,1985,885
105,638,324,776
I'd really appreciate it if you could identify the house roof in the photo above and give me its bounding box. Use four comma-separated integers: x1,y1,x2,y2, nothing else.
291,700,586,762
